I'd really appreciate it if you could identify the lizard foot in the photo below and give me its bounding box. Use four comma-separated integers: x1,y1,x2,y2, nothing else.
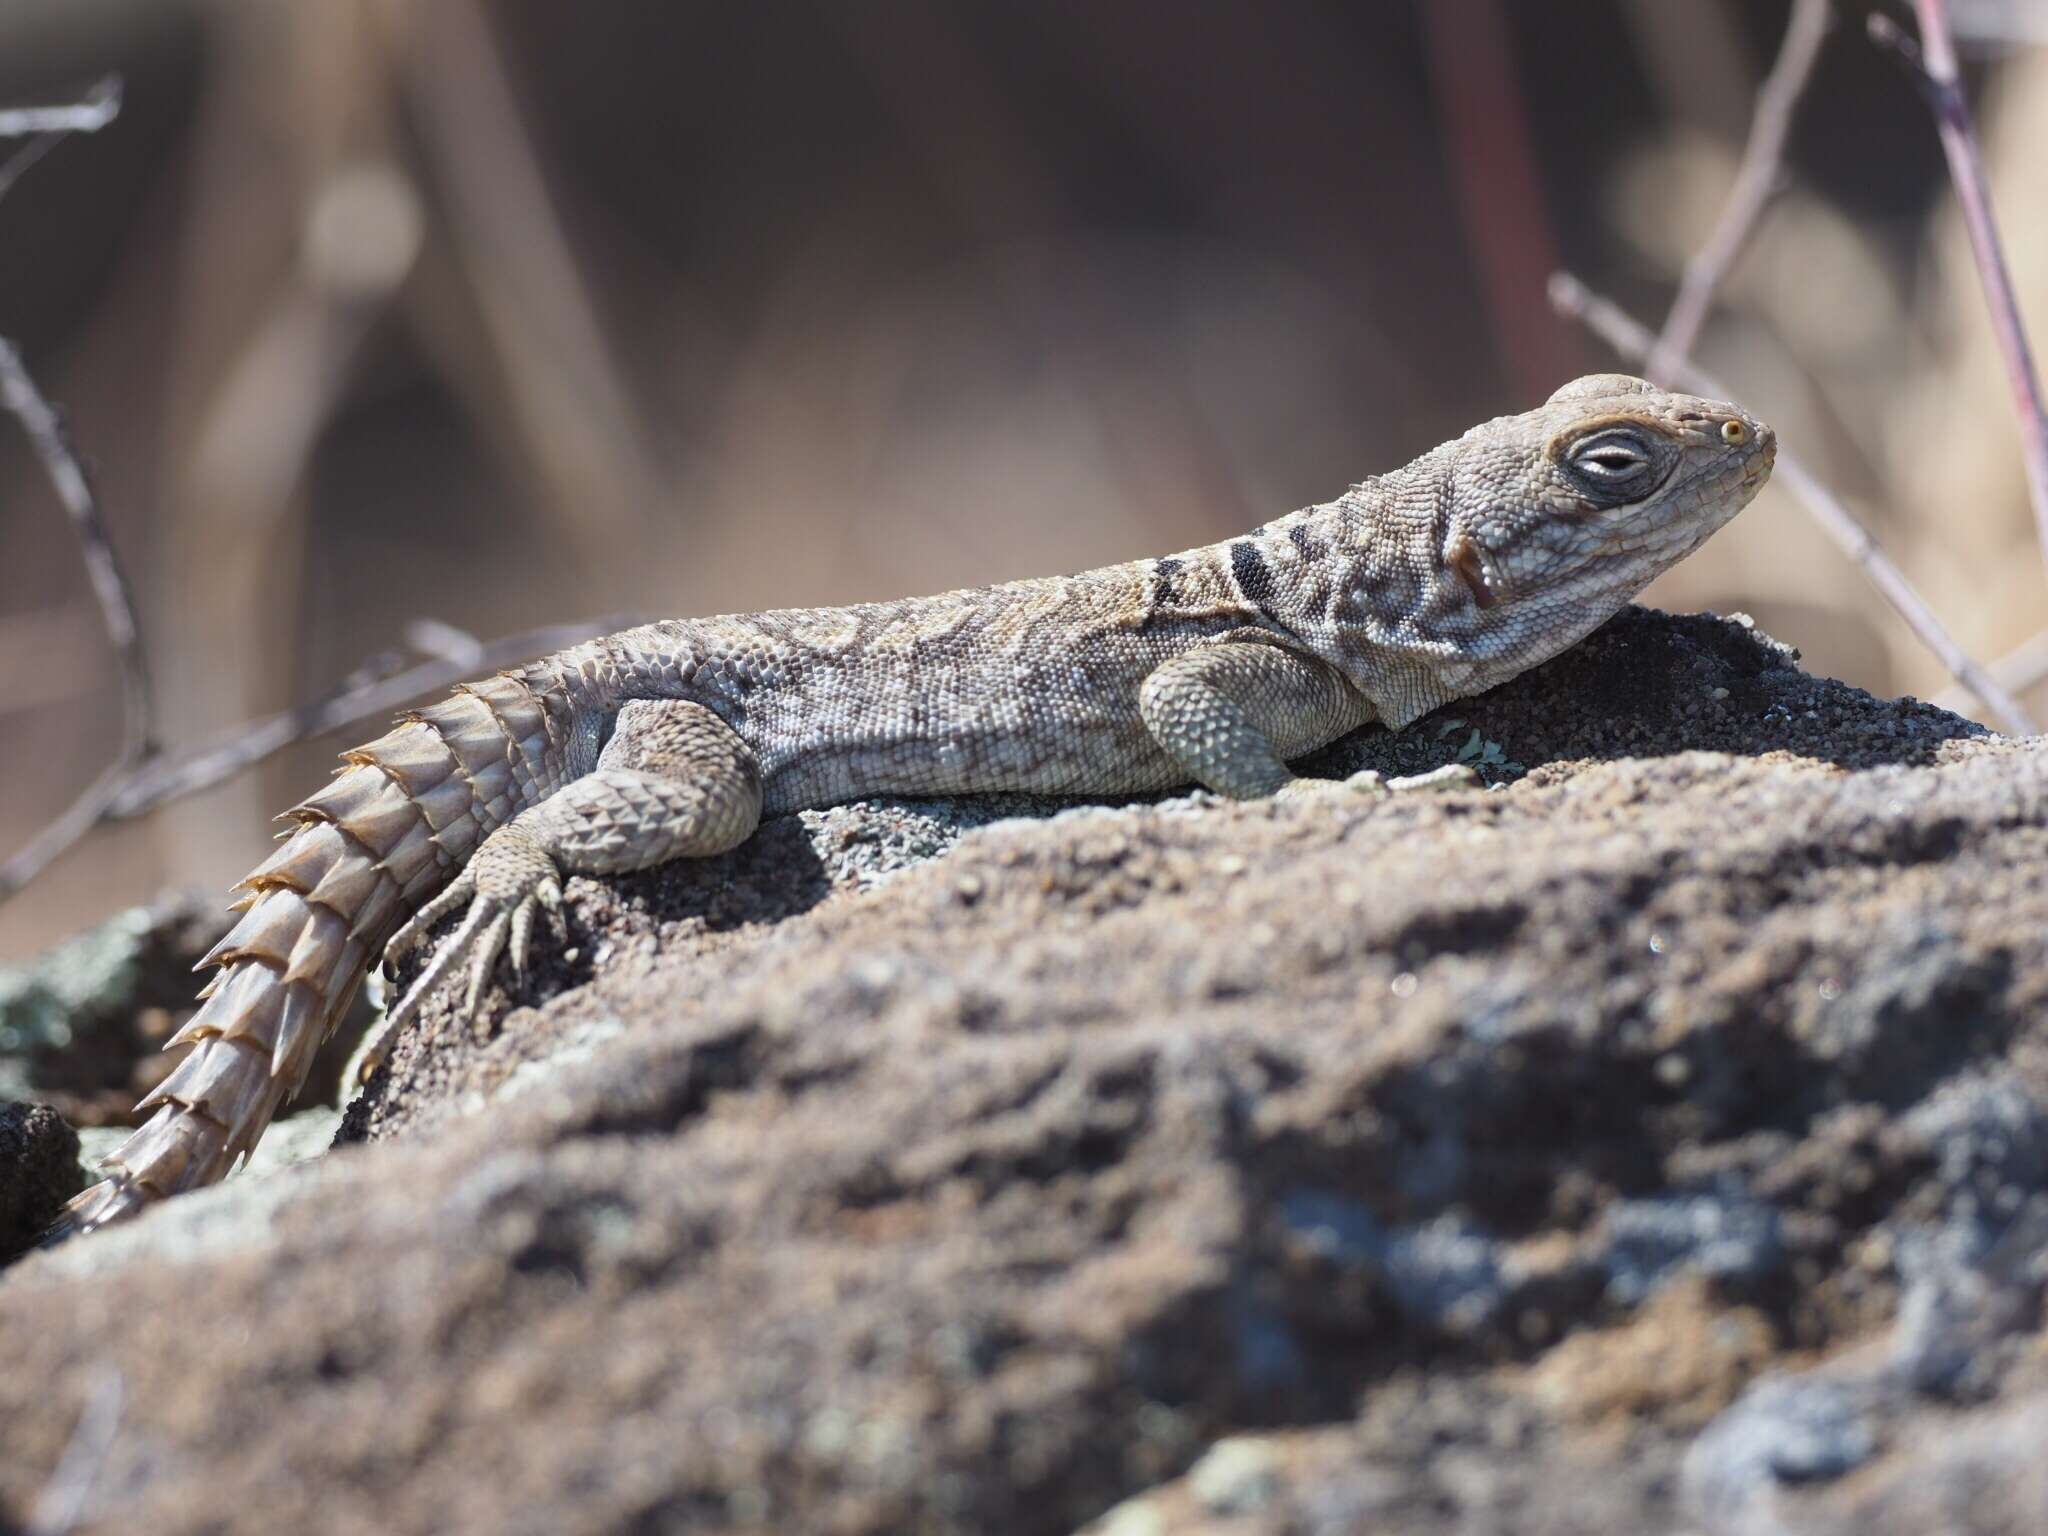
365,824,564,1079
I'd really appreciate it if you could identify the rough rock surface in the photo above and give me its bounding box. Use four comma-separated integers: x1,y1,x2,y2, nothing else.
2,607,2044,1536
0,889,374,1133
0,1101,82,1262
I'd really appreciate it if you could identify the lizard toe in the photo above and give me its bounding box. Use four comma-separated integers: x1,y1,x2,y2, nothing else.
462,910,514,1019
383,868,475,974
378,824,565,1036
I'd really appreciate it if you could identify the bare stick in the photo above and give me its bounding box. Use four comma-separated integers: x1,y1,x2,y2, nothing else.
0,81,141,747
1551,273,2036,735
0,342,153,754
1869,2,2048,582
1647,0,1832,384
1943,1,2048,48
403,617,485,667
0,77,154,904
104,614,639,821
0,612,633,902
1933,625,2048,713
0,77,120,139
0,80,119,211
0,334,163,900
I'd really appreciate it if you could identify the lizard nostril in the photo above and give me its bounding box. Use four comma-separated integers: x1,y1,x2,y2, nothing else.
1721,420,1748,445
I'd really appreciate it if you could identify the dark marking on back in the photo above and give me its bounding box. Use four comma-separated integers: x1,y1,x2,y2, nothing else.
1150,555,1185,613
1229,540,1281,622
1287,524,1327,561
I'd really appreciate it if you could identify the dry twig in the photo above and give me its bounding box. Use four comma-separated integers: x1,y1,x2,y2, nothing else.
1871,0,2048,585
0,76,120,139
0,612,633,905
103,614,639,822
0,342,152,764
1943,0,2048,47
391,0,663,541
1646,0,1832,384
0,78,160,901
1624,0,2045,731
0,62,656,906
0,77,122,205
1551,273,2036,736
1933,626,2048,714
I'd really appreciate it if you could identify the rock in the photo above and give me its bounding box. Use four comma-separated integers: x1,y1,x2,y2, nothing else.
1186,1437,1282,1514
1,606,2044,1535
0,888,375,1131
0,1102,82,1261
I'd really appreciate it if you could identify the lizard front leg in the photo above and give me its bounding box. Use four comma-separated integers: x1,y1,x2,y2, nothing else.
1137,629,1373,799
374,698,761,1049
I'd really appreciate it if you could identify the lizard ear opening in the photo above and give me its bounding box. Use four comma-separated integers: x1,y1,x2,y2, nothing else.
1447,536,1497,609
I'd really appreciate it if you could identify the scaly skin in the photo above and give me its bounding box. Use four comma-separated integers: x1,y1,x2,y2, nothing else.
49,373,1774,1240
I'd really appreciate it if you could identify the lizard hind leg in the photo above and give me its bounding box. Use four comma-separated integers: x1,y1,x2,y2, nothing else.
372,699,762,1060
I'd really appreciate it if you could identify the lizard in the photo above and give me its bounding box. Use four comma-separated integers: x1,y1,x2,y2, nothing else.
48,373,1775,1240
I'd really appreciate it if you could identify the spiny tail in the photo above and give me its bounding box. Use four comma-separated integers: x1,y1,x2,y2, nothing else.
47,675,565,1241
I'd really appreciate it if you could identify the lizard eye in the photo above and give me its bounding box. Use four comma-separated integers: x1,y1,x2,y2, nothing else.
1564,430,1662,495
1568,432,1652,484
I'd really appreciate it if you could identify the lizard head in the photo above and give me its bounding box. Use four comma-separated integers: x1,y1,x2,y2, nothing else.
1437,372,1774,652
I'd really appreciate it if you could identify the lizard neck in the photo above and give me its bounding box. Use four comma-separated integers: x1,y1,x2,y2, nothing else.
1223,465,1477,728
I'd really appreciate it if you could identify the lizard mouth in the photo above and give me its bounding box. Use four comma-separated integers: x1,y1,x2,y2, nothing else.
1447,535,1498,610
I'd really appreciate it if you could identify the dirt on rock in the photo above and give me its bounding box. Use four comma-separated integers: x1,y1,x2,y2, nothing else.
1,607,2044,1536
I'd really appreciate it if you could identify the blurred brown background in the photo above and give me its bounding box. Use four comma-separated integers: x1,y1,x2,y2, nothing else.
3,0,2045,956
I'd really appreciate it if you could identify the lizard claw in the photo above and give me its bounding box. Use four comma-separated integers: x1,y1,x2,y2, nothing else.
376,824,564,1046
383,868,477,974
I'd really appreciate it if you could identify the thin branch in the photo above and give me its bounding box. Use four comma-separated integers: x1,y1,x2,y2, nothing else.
403,617,485,667
1550,272,2037,735
0,82,142,746
0,342,153,756
0,76,152,905
0,77,121,139
0,612,632,901
1944,0,2048,48
391,0,664,541
1933,625,2048,713
0,336,164,903
1647,0,1832,384
104,613,639,823
1870,1,2048,587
